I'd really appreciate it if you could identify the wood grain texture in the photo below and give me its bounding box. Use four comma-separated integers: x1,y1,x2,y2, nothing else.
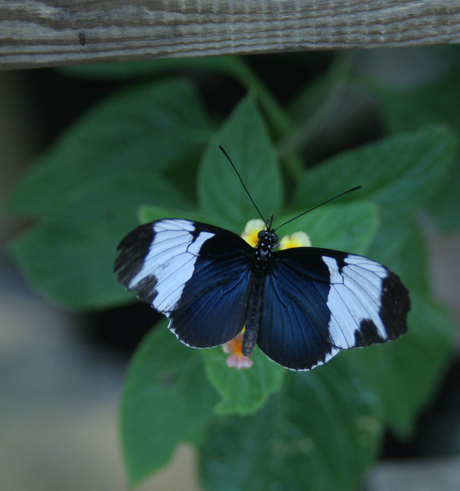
1,0,460,69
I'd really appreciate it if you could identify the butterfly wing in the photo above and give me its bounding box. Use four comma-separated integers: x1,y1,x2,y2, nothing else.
257,247,410,370
115,219,254,348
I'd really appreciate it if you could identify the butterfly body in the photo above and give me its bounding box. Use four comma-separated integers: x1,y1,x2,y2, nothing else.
242,229,278,355
115,218,410,370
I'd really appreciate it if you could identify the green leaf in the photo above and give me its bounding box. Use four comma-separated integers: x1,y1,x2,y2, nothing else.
198,95,283,232
6,79,212,218
367,217,429,295
370,69,460,233
4,78,214,309
8,173,190,309
203,347,285,416
120,322,219,486
59,56,297,164
294,125,458,219
200,358,381,491
277,201,379,255
350,292,455,437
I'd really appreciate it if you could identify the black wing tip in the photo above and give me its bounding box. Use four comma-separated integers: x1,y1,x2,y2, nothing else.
116,222,155,250
114,222,156,285
353,271,410,349
381,271,411,338
353,271,410,348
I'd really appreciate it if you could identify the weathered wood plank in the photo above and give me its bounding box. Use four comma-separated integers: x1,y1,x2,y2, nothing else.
1,0,459,69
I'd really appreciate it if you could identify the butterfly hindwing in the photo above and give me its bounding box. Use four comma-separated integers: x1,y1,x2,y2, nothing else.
115,219,255,348
257,247,410,370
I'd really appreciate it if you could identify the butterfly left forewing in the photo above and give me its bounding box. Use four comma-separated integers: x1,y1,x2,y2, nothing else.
115,218,255,348
115,219,212,308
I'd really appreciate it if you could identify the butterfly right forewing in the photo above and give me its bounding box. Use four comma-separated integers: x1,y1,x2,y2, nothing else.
256,246,409,370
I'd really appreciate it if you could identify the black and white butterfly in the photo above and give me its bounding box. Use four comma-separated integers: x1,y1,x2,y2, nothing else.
114,151,410,371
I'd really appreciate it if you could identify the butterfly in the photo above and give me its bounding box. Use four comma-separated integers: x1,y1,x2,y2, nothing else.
114,149,410,371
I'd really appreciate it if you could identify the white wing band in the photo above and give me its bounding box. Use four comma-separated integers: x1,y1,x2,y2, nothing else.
128,220,213,312
323,255,389,349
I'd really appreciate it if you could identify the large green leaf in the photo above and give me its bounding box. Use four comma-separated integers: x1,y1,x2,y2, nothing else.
4,79,213,309
6,78,212,218
60,56,296,160
8,172,190,309
137,204,213,226
371,67,460,233
120,322,219,486
198,95,283,231
199,291,454,488
200,358,382,491
294,125,457,220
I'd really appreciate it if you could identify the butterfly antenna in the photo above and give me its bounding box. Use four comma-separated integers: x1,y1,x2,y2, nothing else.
274,186,361,232
219,146,269,229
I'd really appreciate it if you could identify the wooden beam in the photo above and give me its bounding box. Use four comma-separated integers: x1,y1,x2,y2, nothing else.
1,0,460,70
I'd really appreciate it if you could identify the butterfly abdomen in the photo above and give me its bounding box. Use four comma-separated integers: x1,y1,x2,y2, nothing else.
242,274,265,356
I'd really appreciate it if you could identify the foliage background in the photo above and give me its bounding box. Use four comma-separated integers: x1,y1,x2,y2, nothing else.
2,47,460,490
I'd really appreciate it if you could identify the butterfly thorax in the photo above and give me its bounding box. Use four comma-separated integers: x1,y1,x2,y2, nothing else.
252,229,278,274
